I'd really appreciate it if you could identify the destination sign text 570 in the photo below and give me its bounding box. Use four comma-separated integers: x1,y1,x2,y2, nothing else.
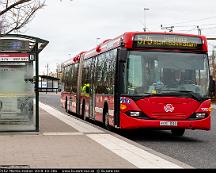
133,34,203,50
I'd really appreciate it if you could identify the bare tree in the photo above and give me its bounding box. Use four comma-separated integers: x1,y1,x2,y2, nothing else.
0,0,46,34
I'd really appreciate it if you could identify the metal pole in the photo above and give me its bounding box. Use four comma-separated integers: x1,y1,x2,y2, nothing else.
34,43,39,132
46,64,49,76
197,26,201,35
56,64,59,92
96,37,100,45
143,8,150,32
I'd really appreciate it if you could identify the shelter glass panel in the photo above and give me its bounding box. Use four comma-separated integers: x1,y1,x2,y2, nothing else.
0,59,35,131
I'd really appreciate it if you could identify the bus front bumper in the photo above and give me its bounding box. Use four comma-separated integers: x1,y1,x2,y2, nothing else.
120,112,211,130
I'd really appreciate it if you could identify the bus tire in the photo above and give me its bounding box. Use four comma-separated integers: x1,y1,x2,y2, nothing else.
171,129,185,136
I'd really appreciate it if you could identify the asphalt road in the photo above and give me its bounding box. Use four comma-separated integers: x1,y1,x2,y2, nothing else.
39,92,216,168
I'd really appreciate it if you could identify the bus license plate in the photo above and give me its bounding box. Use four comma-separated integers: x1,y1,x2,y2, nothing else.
160,121,178,126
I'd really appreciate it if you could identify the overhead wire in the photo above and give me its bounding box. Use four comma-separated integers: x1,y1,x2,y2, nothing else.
171,15,216,25
161,15,216,33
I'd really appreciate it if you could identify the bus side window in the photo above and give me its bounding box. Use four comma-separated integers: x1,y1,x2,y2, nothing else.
104,50,116,94
95,54,105,94
81,58,92,94
95,50,117,95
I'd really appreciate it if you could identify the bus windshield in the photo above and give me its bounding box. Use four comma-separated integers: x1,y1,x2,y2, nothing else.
124,51,209,98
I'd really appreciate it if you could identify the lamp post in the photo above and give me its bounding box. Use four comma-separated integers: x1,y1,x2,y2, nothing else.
197,26,201,35
96,37,100,45
45,64,49,76
143,8,150,32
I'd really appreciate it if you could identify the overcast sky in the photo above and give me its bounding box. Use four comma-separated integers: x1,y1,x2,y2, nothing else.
24,0,216,74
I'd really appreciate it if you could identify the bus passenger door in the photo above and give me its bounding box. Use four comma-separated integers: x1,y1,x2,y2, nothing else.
89,57,96,120
115,48,128,127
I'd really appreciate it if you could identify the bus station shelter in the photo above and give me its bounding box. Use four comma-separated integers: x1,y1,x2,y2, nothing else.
0,34,48,132
38,75,60,93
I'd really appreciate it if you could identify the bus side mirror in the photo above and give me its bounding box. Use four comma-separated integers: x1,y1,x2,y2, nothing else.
118,48,127,63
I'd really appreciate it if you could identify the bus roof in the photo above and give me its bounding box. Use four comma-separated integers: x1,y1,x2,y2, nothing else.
62,51,86,67
83,31,207,59
62,31,208,66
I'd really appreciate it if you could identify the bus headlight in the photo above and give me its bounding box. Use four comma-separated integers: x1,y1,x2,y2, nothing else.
195,113,207,119
188,112,208,120
125,111,151,119
129,111,141,117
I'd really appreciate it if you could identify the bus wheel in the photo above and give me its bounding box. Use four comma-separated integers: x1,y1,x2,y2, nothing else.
171,129,185,136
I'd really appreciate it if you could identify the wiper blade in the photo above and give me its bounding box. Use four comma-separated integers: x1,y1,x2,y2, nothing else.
158,90,202,101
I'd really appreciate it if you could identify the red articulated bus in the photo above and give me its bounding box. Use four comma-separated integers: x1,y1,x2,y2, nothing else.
61,32,212,136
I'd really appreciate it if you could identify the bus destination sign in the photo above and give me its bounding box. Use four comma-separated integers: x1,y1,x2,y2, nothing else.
133,34,203,49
